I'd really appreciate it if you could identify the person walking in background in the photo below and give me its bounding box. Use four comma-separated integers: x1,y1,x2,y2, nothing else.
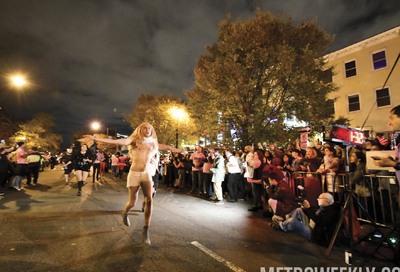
111,153,119,177
73,144,93,196
99,150,107,180
117,153,127,179
60,148,75,185
92,148,104,185
26,146,42,187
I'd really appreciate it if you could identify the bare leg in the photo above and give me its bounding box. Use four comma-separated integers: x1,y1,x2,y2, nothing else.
122,186,140,226
141,181,153,226
142,186,156,212
141,180,153,245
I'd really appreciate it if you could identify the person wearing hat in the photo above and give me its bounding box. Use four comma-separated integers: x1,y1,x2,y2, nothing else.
277,192,339,246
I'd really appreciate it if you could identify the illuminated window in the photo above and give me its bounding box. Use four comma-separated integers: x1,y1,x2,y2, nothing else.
372,50,387,70
376,87,390,107
345,60,356,78
348,94,360,112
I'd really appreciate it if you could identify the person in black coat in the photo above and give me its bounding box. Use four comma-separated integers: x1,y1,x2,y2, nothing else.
279,192,340,246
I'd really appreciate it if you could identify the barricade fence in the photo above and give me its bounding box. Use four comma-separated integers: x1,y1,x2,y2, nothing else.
289,171,399,227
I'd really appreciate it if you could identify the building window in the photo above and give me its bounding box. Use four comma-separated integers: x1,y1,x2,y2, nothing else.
372,50,387,70
348,94,360,112
376,87,391,107
321,68,333,83
345,60,356,78
327,99,335,115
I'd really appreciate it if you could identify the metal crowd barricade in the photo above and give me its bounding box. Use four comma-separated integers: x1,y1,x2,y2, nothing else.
292,171,399,227
356,174,399,226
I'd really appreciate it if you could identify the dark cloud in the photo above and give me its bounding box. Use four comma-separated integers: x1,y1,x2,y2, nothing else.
0,0,399,148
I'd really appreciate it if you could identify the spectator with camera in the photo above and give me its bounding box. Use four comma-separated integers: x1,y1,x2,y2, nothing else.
276,192,340,246
264,164,299,220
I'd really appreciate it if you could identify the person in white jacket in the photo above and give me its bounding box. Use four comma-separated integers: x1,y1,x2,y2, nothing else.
210,148,225,205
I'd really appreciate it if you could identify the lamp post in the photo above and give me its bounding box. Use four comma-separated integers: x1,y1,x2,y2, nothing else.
175,128,179,148
169,106,188,148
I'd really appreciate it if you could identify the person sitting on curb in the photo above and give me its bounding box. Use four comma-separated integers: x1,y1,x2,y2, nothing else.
263,164,299,221
276,192,340,246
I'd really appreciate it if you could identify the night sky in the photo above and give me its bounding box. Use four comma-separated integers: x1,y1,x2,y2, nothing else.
1,0,399,148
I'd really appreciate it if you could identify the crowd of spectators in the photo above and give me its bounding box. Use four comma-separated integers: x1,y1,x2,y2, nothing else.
156,135,398,246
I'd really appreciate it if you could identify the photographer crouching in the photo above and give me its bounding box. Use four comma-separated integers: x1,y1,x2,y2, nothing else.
275,192,340,246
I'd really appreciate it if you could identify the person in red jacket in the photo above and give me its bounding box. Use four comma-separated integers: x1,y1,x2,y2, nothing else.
264,164,299,219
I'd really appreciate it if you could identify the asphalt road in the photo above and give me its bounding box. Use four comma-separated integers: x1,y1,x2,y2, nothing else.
0,168,396,272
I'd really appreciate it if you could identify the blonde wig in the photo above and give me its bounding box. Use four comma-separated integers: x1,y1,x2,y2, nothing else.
130,122,158,148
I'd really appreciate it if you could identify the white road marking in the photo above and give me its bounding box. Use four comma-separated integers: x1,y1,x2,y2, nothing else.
191,241,247,272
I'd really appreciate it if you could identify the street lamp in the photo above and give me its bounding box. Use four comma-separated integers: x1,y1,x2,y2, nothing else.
6,73,29,90
169,106,189,148
90,121,101,132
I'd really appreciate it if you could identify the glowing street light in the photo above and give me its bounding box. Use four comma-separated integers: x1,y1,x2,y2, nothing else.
7,73,29,89
90,121,101,132
169,106,188,123
168,106,189,148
